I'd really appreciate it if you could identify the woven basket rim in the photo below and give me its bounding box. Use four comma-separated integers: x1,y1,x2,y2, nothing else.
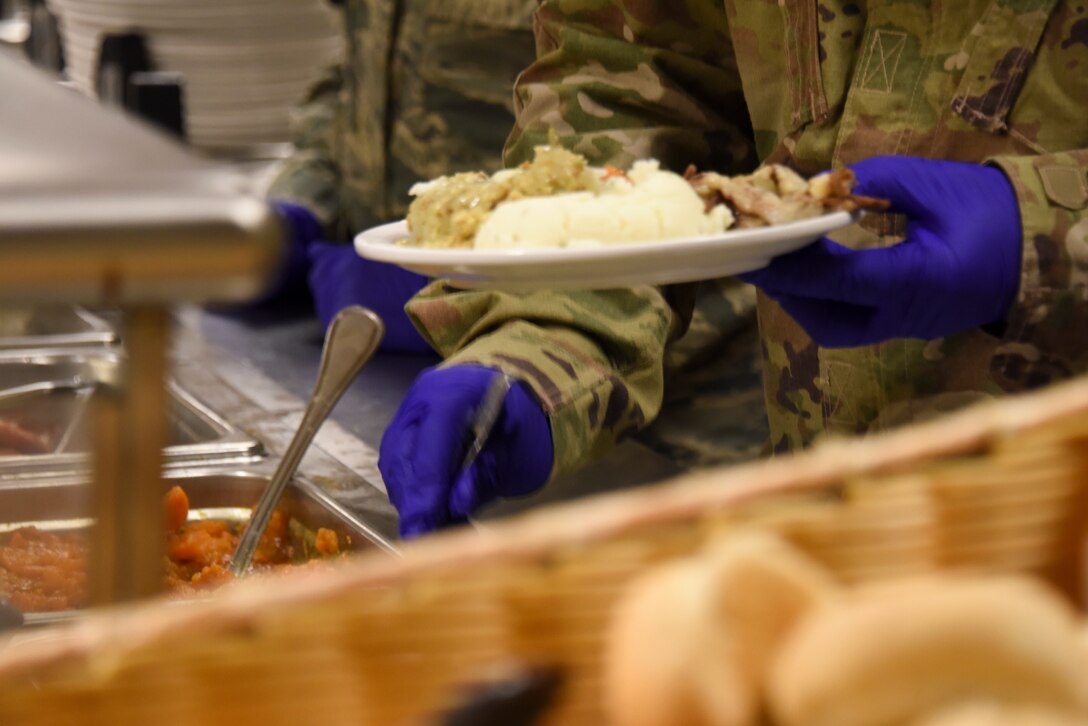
1,373,1086,681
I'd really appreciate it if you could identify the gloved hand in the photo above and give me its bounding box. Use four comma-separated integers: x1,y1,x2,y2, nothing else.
269,201,432,351
244,200,324,304
740,156,1022,348
379,365,554,538
307,240,432,352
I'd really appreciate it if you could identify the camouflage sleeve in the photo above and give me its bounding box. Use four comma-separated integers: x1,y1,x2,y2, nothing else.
990,150,1088,339
406,282,695,478
266,60,346,240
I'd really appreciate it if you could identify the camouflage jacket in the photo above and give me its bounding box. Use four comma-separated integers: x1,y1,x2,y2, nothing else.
406,0,1088,478
267,0,538,242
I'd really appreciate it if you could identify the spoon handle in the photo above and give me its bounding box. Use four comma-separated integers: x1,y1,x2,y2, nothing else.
0,378,89,407
457,373,511,475
229,306,384,576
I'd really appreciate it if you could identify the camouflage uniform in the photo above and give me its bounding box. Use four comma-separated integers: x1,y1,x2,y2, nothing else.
268,0,539,242
406,0,1088,480
270,0,765,472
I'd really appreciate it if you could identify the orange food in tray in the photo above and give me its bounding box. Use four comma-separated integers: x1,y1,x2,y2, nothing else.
164,485,340,597
0,485,342,613
0,528,87,612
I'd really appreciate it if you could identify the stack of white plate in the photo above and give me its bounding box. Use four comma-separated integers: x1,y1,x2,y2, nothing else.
47,0,342,152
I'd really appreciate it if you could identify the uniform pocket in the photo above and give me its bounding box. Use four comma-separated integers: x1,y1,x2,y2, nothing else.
725,0,829,162
779,0,831,129
949,0,1059,142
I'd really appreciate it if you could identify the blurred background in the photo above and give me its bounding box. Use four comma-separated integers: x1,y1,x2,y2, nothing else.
4,0,341,162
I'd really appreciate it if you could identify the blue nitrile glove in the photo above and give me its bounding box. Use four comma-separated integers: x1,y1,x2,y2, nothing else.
250,200,323,304
740,156,1022,348
378,365,554,538
307,240,432,352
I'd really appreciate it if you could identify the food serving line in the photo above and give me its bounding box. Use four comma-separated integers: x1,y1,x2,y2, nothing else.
175,302,684,522
0,50,683,629
5,36,1088,726
0,48,396,620
0,40,289,610
0,301,683,618
0,300,354,622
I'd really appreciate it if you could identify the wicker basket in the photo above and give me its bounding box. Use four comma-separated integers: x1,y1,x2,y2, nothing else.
1,376,1087,726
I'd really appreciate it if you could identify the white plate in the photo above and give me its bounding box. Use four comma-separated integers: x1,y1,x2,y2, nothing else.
354,212,857,290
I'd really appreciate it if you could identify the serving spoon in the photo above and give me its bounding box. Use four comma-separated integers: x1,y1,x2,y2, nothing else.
229,306,385,577
0,378,91,408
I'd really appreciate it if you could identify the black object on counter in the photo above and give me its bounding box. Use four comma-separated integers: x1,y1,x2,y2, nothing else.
95,33,187,142
95,32,151,108
129,71,187,141
24,0,63,73
437,665,563,726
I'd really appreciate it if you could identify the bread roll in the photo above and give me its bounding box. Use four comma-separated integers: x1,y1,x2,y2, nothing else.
768,576,1088,726
911,701,1084,726
604,531,839,726
1080,621,1088,673
699,532,842,683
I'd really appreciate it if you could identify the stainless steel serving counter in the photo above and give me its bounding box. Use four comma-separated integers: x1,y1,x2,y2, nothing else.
172,299,684,541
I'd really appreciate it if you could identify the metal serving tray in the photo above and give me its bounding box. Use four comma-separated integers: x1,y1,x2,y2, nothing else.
0,305,118,350
0,470,397,626
0,351,263,477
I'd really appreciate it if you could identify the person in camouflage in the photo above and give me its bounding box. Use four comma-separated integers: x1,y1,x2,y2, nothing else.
270,0,539,240
380,0,1088,535
264,0,538,343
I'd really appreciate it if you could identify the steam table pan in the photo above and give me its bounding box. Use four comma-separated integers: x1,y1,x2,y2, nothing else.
0,305,118,350
0,350,264,477
0,469,397,627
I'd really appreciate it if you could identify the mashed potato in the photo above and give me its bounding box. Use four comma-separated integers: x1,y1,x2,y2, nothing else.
473,161,734,250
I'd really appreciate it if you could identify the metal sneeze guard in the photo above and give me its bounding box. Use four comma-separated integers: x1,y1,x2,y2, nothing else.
0,52,282,606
